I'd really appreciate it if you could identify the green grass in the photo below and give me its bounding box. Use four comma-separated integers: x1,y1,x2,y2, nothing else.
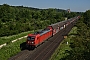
0,38,26,60
0,29,42,60
50,27,77,60
0,29,41,45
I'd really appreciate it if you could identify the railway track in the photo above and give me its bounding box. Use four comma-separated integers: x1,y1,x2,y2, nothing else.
9,23,74,60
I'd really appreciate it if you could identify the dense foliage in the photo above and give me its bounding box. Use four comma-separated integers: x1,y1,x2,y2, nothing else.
60,10,90,60
0,4,80,37
83,10,90,27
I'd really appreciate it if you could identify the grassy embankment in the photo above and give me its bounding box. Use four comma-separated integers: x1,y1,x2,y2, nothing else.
50,27,77,60
0,38,26,60
0,30,34,45
0,30,37,60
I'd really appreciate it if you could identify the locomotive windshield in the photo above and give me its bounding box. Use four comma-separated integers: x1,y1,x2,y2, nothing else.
27,36,35,40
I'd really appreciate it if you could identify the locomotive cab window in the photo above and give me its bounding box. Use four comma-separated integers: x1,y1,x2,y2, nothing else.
27,36,35,40
44,28,50,30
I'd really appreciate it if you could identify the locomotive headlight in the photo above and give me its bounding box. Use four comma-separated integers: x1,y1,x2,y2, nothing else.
32,42,34,44
28,41,29,43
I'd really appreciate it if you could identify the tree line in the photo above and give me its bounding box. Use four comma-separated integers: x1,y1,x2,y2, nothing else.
0,4,80,37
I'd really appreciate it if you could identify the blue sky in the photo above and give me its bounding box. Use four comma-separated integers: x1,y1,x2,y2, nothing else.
0,0,90,12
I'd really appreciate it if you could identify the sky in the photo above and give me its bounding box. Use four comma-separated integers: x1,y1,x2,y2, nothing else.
0,0,90,12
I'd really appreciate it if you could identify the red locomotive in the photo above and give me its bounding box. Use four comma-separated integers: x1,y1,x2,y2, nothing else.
26,16,80,48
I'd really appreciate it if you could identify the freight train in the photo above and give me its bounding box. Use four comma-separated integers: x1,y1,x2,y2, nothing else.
26,16,80,48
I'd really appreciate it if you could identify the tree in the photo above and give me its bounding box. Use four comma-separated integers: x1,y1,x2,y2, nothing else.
83,10,90,27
